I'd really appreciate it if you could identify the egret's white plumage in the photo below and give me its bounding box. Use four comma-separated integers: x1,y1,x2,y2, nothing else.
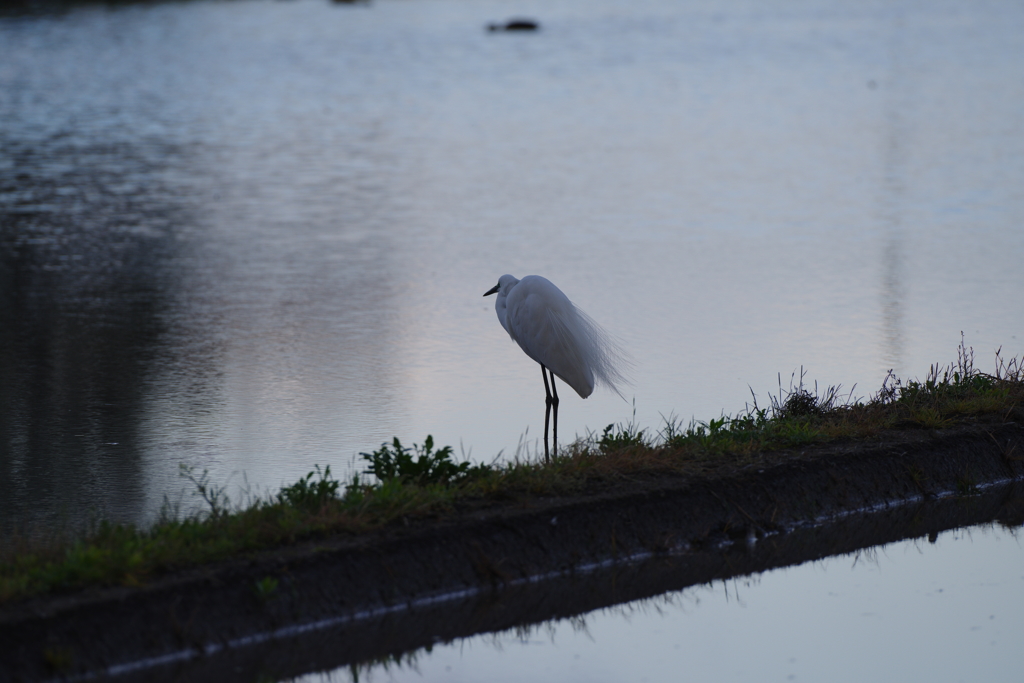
484,274,631,458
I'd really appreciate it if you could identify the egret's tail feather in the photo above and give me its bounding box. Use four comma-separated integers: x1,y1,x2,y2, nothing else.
545,304,633,400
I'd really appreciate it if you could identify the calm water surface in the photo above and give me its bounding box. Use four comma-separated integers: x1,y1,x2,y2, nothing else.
1,0,1023,531
296,522,1024,683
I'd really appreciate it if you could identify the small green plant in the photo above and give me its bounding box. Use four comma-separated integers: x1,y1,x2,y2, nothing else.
878,334,999,408
277,464,340,512
905,464,926,488
598,403,648,453
179,464,232,519
43,646,74,673
908,406,950,429
662,412,772,454
598,422,647,452
360,436,491,486
956,469,979,496
770,367,851,419
254,576,279,602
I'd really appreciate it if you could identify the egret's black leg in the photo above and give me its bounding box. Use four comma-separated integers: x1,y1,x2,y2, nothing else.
550,371,559,457
541,365,553,462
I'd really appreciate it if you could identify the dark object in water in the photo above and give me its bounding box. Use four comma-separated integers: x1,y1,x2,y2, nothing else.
488,18,540,32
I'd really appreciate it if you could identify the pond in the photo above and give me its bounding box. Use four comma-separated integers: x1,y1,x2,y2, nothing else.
2,0,1024,535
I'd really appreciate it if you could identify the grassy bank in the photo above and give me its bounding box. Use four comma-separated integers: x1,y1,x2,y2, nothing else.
2,340,1023,605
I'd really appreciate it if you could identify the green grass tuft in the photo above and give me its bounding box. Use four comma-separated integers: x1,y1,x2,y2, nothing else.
359,436,493,486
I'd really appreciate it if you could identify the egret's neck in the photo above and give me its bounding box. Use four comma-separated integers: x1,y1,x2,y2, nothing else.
495,290,510,334
493,274,519,335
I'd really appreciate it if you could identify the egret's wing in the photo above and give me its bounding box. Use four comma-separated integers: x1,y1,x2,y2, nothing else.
543,307,596,398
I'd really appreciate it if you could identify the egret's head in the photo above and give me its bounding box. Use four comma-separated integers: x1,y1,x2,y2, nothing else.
484,275,519,334
483,274,519,297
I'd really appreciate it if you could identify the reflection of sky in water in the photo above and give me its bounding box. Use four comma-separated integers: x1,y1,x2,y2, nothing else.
300,524,1024,682
1,0,1023,529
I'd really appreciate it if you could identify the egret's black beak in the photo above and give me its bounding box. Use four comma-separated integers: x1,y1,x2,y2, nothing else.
483,284,500,297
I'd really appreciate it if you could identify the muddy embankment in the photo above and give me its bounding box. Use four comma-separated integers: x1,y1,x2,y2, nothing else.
3,422,1024,682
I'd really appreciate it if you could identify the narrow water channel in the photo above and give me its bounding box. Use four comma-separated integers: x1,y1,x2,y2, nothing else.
322,522,1022,683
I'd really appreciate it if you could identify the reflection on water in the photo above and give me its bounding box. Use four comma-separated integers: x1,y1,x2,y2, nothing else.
0,134,187,535
876,9,910,375
2,0,1024,534
301,522,1024,683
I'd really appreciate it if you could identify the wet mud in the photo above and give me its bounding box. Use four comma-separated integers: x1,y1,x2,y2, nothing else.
2,422,1024,682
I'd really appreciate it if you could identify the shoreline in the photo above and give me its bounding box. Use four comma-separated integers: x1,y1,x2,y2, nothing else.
3,421,1023,680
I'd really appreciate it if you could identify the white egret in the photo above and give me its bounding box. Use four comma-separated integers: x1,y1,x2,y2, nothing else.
484,274,631,460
